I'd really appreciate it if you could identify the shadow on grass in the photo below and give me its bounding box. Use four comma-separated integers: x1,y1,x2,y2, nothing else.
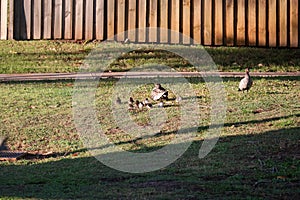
0,123,299,199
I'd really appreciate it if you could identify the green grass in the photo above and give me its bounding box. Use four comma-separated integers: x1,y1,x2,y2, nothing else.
0,77,299,199
0,40,299,73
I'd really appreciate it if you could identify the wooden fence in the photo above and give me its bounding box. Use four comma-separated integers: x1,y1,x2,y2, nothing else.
0,0,299,47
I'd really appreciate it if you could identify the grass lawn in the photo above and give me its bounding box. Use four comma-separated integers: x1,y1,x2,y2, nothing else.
0,40,300,73
0,76,299,199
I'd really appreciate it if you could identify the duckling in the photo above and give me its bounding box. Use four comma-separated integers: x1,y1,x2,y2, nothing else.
175,96,182,103
0,136,8,151
158,100,164,108
138,101,144,109
135,100,140,109
128,104,134,110
116,97,122,104
146,103,153,109
128,97,134,105
143,98,150,105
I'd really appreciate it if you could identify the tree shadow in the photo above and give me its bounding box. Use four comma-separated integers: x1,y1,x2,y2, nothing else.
0,126,299,199
1,108,299,199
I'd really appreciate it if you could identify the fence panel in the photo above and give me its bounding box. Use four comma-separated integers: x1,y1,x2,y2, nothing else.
2,0,299,47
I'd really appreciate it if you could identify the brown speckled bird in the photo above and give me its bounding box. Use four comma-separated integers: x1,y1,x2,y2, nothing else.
151,84,168,101
238,68,253,92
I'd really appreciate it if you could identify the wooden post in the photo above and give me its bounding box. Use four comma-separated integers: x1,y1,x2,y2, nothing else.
268,0,276,46
1,0,8,40
75,0,83,40
128,0,137,42
171,0,180,43
160,0,168,43
33,0,42,39
237,0,245,45
248,0,257,46
96,0,104,40
182,0,191,44
193,0,201,44
279,0,287,47
23,0,31,39
290,0,298,47
203,0,212,45
258,0,266,46
85,0,94,40
107,0,115,40
226,0,234,46
8,0,14,39
54,0,63,39
64,0,73,39
43,0,52,39
138,0,147,42
117,0,125,41
149,0,158,43
214,0,223,45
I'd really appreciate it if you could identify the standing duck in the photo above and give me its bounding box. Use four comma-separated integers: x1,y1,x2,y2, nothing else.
151,84,168,101
238,68,253,92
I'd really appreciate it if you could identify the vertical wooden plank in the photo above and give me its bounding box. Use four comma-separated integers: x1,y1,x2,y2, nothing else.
248,0,256,46
171,0,180,43
193,0,201,44
160,0,168,43
33,0,41,39
203,0,212,45
75,0,83,40
54,0,62,39
8,0,14,39
44,0,52,39
117,0,125,41
182,0,191,44
107,0,115,40
268,0,276,46
0,0,8,39
128,0,136,41
290,0,298,47
237,0,245,45
226,0,234,45
214,0,223,45
258,0,266,46
170,0,180,43
149,0,158,42
96,0,104,40
279,0,287,46
85,0,93,40
138,0,147,42
23,0,31,39
64,0,73,39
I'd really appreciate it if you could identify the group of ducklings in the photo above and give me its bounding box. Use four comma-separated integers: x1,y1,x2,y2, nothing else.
128,97,153,110
126,83,169,111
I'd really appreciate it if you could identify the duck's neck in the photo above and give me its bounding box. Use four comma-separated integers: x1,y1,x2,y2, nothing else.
245,72,250,78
